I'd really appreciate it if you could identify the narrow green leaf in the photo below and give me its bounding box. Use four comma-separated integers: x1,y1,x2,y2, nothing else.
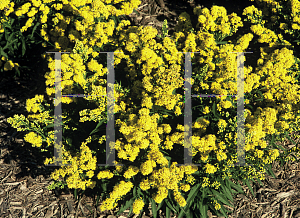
217,41,228,44
89,119,105,135
157,199,164,211
255,176,265,187
133,8,140,16
100,182,107,192
31,22,40,39
165,198,177,213
212,102,221,119
44,123,55,130
150,199,158,218
221,185,234,202
74,188,77,201
4,38,18,50
211,189,234,207
271,142,287,153
166,206,171,218
219,205,229,218
0,47,7,58
4,28,9,41
116,198,134,216
95,195,100,207
284,130,297,146
202,187,207,200
264,164,276,179
244,179,255,197
128,204,133,217
186,208,192,218
138,209,144,218
256,90,264,99
137,187,143,198
21,36,26,56
3,33,14,48
199,202,207,218
178,183,201,218
227,179,245,194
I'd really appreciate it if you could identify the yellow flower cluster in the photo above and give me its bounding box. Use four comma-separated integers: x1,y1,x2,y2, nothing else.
26,95,45,114
24,132,43,147
234,33,254,52
132,197,145,214
205,163,218,174
212,200,221,210
123,165,139,179
97,170,114,180
192,5,243,39
100,181,134,211
0,0,14,17
243,5,264,24
44,136,97,191
249,0,300,41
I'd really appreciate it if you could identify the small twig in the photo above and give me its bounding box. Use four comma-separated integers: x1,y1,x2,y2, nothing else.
33,201,58,218
0,170,12,183
137,4,148,10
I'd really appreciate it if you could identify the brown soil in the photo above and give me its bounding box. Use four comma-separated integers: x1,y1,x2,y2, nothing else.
1,0,300,217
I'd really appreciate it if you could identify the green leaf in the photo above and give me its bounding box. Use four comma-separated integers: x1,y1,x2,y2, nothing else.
264,164,276,179
199,202,208,218
226,178,245,194
5,39,18,51
283,130,297,146
217,41,228,44
178,183,201,218
218,205,229,218
157,199,164,211
21,36,26,57
211,189,234,208
165,198,177,213
254,177,264,187
212,102,221,119
14,68,21,77
4,28,9,41
30,22,41,39
100,182,107,192
221,184,234,202
138,208,144,218
116,198,135,216
3,33,15,49
166,206,171,218
133,186,137,198
150,198,158,218
74,188,77,201
243,179,255,197
133,8,140,16
89,119,106,135
0,47,8,58
128,203,133,217
43,123,55,130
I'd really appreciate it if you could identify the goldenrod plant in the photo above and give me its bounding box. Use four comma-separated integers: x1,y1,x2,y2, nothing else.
4,0,300,217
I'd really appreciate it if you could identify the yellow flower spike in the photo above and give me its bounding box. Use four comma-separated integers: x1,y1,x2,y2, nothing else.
132,197,145,214
205,163,217,174
173,190,186,207
4,60,14,71
24,132,43,147
97,170,114,179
